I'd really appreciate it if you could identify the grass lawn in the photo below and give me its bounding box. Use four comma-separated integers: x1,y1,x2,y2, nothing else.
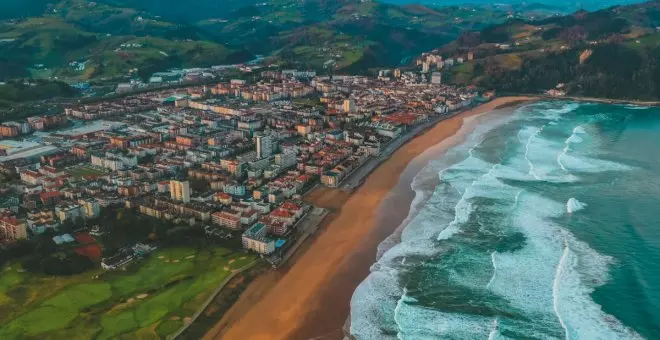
0,247,256,340
67,165,108,178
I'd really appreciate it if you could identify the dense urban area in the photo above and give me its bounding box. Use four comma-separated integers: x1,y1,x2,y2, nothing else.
0,58,480,252
2,0,660,338
0,54,483,337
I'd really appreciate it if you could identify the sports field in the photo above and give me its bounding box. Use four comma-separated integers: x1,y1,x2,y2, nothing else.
66,165,108,178
0,247,256,339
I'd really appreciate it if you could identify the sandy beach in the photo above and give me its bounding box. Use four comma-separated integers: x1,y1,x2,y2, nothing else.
203,96,536,340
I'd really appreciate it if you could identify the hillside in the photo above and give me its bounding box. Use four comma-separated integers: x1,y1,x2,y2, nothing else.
381,0,646,12
0,0,247,82
194,0,517,72
439,1,660,100
0,0,531,81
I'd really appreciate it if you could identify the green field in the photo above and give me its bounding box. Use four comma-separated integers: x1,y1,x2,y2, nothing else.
67,166,108,178
0,247,256,339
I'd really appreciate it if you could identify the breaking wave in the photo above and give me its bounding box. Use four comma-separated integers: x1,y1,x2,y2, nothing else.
566,198,587,213
349,101,643,340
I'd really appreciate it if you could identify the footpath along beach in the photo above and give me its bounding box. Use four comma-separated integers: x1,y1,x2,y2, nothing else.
203,96,536,340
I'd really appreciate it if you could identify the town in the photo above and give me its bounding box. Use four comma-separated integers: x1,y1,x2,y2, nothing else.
0,67,483,271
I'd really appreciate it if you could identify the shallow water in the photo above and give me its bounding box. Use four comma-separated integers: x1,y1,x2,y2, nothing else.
350,101,660,339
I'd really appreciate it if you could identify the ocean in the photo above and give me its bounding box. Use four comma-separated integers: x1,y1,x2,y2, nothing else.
350,101,660,339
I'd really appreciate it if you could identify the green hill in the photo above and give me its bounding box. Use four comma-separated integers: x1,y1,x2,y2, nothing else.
193,0,514,72
440,1,660,100
0,0,550,82
0,0,242,82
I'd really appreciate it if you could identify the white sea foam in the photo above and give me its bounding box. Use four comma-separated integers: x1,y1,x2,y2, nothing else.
558,124,586,178
350,262,402,339
554,233,643,340
436,160,509,241
394,300,494,339
536,102,581,120
486,251,498,291
566,134,584,144
560,154,633,173
520,126,544,180
488,192,641,340
511,125,580,183
624,104,651,110
488,318,502,340
349,101,642,340
566,198,587,213
553,238,570,339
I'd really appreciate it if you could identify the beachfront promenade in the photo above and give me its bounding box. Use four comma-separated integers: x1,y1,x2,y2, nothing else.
340,108,468,191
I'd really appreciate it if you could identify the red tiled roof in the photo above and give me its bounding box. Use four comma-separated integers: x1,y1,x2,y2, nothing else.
281,202,302,211
40,191,61,200
0,217,20,225
271,208,293,218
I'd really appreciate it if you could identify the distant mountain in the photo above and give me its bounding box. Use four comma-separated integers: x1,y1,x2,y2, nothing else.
0,0,245,82
96,0,263,22
381,0,647,12
441,1,660,100
0,0,523,81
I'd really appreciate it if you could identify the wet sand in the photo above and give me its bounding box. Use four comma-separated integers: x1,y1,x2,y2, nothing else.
204,96,536,340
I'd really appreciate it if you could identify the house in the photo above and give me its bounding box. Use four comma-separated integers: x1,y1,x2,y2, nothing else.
214,192,233,205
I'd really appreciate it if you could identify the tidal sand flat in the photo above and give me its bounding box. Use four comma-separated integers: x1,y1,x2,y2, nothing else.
350,101,660,339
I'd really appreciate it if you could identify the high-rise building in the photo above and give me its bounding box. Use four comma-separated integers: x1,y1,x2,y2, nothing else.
431,72,442,85
255,134,275,159
170,180,191,203
0,217,27,244
393,68,401,78
343,98,356,113
78,198,101,218
275,150,297,168
422,61,430,73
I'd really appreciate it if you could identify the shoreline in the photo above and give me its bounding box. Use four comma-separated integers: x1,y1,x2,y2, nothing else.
203,96,537,340
507,93,660,107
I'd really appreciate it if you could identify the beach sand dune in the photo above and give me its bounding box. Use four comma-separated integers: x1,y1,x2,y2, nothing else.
204,97,534,340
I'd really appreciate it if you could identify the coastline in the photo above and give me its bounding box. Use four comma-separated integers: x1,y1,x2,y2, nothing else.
203,96,537,340
509,93,660,107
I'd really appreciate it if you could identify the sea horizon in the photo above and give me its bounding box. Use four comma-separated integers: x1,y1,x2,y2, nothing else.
350,100,660,339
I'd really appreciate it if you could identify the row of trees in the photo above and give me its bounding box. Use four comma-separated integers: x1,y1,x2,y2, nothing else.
0,205,232,276
0,80,77,104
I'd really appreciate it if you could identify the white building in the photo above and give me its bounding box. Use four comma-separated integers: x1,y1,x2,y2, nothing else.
255,134,275,159
91,151,138,171
242,223,275,255
78,198,101,218
275,151,297,168
431,72,442,85
343,98,356,113
170,180,191,203
55,204,84,222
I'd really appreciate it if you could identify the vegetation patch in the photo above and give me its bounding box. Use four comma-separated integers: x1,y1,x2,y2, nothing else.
67,165,108,178
0,247,256,339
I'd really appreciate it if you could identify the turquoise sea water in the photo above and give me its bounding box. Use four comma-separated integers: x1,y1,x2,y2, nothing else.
350,101,660,339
